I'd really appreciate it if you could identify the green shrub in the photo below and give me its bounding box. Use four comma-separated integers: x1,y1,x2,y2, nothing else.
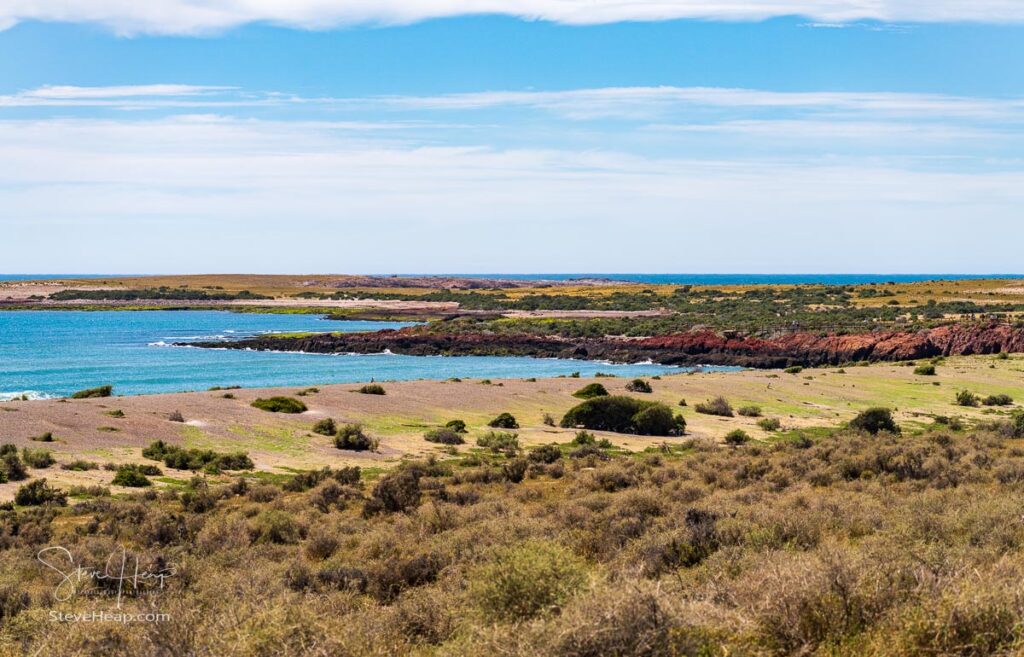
625,379,653,393
983,394,1014,407
445,419,467,433
757,417,782,431
1011,411,1024,438
694,397,734,417
470,539,587,623
357,384,386,395
914,364,937,376
488,413,519,429
737,405,762,417
956,390,980,407
724,430,751,446
477,431,520,453
30,432,54,442
311,418,337,436
424,428,465,445
14,479,66,506
849,407,901,435
112,466,152,487
251,397,307,413
141,440,253,471
21,448,54,469
784,366,804,375
70,385,113,399
572,383,609,399
560,396,685,436
334,424,377,451
997,352,1010,360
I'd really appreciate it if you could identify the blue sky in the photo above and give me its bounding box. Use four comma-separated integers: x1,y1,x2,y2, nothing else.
2,6,1023,274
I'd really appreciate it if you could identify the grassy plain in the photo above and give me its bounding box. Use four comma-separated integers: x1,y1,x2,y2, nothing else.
1,353,1021,499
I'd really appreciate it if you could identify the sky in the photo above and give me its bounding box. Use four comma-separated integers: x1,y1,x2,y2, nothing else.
1,3,1023,274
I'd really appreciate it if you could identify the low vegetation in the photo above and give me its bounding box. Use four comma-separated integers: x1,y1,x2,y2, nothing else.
357,384,386,395
5,422,1024,655
560,396,685,436
334,424,378,451
251,396,308,413
572,383,609,399
69,385,112,399
694,396,734,417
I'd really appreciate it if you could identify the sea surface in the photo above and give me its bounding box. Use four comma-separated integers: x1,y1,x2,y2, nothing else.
0,311,696,398
3,273,1021,285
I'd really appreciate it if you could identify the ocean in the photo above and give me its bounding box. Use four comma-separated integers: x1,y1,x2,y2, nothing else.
0,310,696,398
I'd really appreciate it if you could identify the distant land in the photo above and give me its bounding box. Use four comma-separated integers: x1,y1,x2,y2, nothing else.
3,273,1024,285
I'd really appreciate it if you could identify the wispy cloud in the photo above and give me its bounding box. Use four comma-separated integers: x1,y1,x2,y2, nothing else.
3,1,1024,35
5,84,1024,124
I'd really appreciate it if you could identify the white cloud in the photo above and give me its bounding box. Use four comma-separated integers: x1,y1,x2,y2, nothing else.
23,84,232,99
3,1,1024,35
5,84,1024,125
0,114,1022,273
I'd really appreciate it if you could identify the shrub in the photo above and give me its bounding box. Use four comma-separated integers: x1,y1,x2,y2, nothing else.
625,379,653,393
14,479,66,506
488,413,519,429
251,397,307,413
357,384,386,395
112,466,152,487
61,459,99,471
724,430,751,446
311,418,338,436
983,394,1014,407
21,448,54,469
694,396,734,417
561,396,684,436
633,405,686,436
334,424,377,451
168,410,185,422
757,417,782,431
914,365,937,376
477,431,520,453
502,459,529,483
371,469,422,513
141,440,253,472
1,453,27,481
444,419,467,433
542,413,556,426
528,444,563,464
573,383,609,399
252,510,302,544
1009,411,1024,439
470,539,587,623
737,405,762,417
956,390,980,407
424,428,465,445
30,432,54,442
849,407,901,435
784,366,804,375
70,385,112,399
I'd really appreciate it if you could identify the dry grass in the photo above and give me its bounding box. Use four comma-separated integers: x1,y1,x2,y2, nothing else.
3,420,1024,656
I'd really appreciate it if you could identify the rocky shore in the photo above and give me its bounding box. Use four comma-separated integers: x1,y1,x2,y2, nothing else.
185,322,1024,368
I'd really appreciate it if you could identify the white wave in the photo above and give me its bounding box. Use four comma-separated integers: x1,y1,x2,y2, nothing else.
0,390,52,402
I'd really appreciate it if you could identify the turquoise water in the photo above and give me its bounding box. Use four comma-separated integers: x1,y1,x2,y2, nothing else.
0,311,694,398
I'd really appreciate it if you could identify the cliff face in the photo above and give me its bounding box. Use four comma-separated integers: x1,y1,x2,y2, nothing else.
186,323,1024,368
